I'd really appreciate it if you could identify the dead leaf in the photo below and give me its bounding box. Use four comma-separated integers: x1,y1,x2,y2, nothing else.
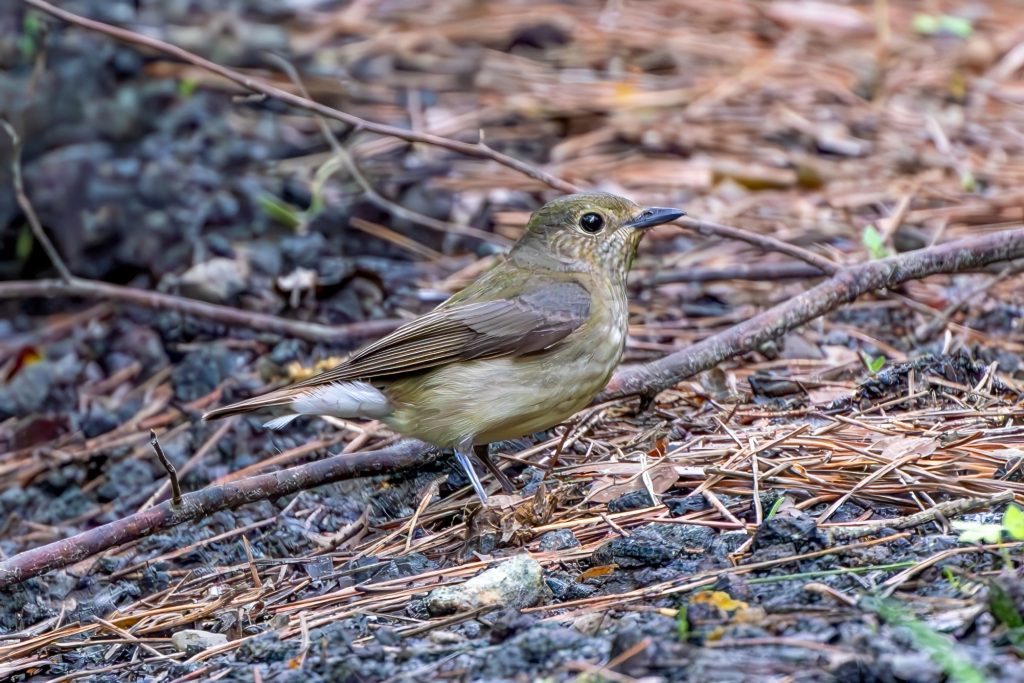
578,564,617,581
874,436,938,460
587,463,679,503
807,385,854,405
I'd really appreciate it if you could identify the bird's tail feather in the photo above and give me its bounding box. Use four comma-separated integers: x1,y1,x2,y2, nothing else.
202,388,303,422
203,381,391,427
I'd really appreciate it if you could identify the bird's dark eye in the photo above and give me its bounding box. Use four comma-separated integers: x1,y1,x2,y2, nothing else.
579,212,604,234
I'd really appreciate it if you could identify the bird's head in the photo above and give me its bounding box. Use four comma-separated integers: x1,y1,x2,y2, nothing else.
511,192,684,281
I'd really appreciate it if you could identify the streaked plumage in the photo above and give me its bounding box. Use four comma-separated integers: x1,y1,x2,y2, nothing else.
204,192,684,502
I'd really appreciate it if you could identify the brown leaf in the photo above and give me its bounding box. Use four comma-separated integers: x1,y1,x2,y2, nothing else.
587,463,679,503
578,564,617,581
874,436,938,460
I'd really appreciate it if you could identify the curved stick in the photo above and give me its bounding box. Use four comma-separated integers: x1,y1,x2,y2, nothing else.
0,278,401,344
604,228,1024,399
0,439,439,589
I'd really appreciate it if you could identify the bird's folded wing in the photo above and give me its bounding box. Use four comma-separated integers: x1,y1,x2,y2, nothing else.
292,280,592,386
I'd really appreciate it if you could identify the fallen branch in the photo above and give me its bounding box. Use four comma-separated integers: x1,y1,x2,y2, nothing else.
0,439,439,589
603,227,1024,400
825,490,1014,543
0,277,401,344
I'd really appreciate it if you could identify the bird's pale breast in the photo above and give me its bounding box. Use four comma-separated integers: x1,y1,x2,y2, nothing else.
382,285,627,448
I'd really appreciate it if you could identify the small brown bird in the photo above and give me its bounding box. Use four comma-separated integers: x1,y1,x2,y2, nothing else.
204,193,684,502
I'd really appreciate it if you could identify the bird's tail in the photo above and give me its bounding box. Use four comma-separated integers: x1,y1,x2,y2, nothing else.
202,388,301,422
203,381,391,430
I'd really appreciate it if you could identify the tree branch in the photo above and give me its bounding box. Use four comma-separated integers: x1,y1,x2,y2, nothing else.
678,216,838,275
0,277,401,344
603,227,1024,400
0,439,439,589
149,430,182,507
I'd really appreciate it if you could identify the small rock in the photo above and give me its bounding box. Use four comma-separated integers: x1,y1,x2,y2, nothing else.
80,403,119,438
709,531,751,561
178,257,249,303
753,507,825,550
593,523,717,568
537,529,580,551
171,347,242,402
545,571,597,601
425,555,551,617
171,629,227,652
607,489,655,513
0,362,55,419
887,652,942,682
664,495,707,516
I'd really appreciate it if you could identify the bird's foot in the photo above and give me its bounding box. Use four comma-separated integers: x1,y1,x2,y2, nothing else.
453,449,489,504
473,444,516,494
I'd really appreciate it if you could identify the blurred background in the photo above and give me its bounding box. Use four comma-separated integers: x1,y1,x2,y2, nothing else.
3,0,1023,305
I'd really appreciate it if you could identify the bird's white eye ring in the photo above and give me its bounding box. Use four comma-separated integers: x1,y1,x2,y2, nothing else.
579,212,604,233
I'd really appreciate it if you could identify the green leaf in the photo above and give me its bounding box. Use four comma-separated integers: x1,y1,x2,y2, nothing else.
952,520,1004,544
990,580,1024,629
258,194,303,229
913,14,972,38
19,11,44,61
861,224,890,260
912,14,940,34
939,15,973,38
308,155,343,218
15,226,34,262
1007,626,1024,653
960,170,976,193
177,78,198,98
676,604,689,641
860,350,886,374
1003,505,1024,541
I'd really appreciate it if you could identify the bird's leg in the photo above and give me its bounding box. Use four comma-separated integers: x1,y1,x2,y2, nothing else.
473,444,515,494
454,437,489,503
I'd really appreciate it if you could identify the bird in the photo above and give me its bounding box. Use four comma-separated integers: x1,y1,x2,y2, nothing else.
203,192,684,503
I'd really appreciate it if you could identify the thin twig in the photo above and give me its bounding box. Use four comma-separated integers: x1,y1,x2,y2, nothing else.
825,490,1014,542
637,261,825,286
150,430,182,506
0,278,402,344
23,0,579,194
0,119,73,282
678,216,838,275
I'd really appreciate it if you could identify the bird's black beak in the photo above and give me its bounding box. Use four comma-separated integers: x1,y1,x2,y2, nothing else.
626,207,686,230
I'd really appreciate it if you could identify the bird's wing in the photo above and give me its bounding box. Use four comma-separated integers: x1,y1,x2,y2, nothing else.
292,280,591,386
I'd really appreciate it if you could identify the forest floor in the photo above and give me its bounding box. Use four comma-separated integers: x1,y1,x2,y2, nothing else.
2,1,1024,681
